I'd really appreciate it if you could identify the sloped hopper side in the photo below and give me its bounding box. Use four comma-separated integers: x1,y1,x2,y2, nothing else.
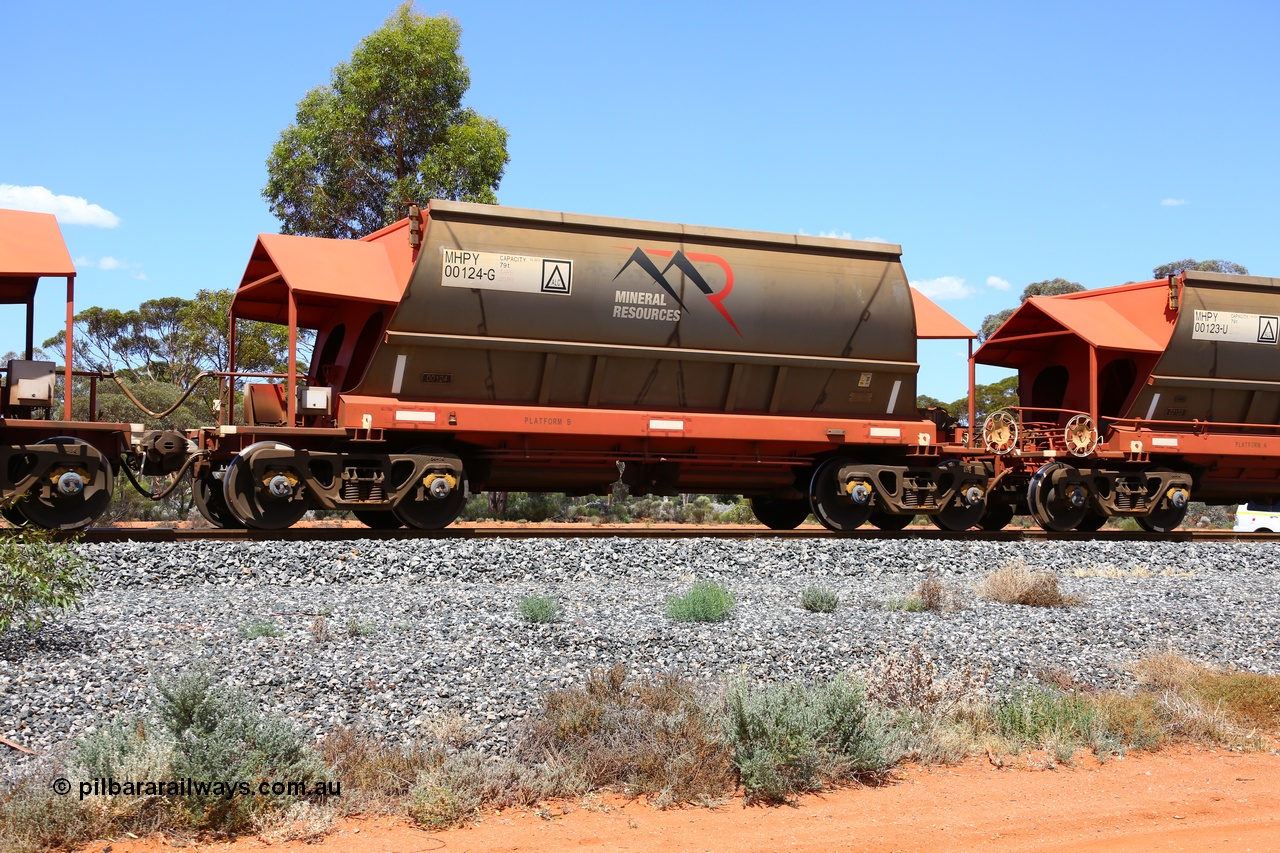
1130,271,1280,426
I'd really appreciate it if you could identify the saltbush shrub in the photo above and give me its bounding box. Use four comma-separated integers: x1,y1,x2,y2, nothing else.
665,581,735,622
724,675,890,804
800,586,839,613
518,595,558,624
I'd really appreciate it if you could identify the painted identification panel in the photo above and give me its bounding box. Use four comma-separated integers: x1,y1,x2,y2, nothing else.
1192,310,1279,345
440,249,572,296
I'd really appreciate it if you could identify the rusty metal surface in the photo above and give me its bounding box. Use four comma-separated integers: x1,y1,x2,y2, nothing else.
352,201,922,418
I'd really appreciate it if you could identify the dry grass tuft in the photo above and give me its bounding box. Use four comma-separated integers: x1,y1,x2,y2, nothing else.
980,560,1082,607
1132,651,1280,733
520,663,735,807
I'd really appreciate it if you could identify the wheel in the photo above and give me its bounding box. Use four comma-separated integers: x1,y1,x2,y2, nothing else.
869,510,913,531
978,501,1015,531
1064,414,1098,457
1,501,28,526
1075,511,1107,532
750,497,811,530
1027,462,1089,532
16,437,114,530
223,442,312,530
353,510,405,530
193,473,244,529
1136,504,1188,532
808,457,872,532
983,410,1019,455
393,448,467,530
931,461,986,531
1135,469,1189,533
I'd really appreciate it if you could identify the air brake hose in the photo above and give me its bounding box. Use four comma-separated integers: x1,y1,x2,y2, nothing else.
102,371,218,420
119,451,209,500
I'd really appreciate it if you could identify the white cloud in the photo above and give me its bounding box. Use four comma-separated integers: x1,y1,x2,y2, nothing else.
910,276,973,300
985,276,1012,291
74,255,145,277
1161,198,1188,207
0,184,121,227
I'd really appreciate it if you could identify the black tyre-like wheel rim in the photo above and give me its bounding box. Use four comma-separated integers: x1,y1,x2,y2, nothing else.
353,509,405,530
1027,462,1088,532
869,510,913,531
223,443,311,530
1136,504,1187,533
808,458,872,532
18,438,114,530
979,501,1015,531
193,474,244,529
1075,511,1107,532
749,497,810,530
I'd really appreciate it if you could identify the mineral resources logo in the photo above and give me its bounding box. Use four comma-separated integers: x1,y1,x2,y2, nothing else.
612,247,741,335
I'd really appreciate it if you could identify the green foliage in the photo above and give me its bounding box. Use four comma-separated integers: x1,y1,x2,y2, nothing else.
0,527,94,635
344,617,376,638
263,4,509,239
978,278,1085,341
517,595,558,624
718,499,758,524
154,671,330,831
919,375,1019,428
1152,258,1248,279
724,675,890,804
992,686,1099,751
665,580,735,622
238,617,282,639
887,595,925,612
800,586,839,613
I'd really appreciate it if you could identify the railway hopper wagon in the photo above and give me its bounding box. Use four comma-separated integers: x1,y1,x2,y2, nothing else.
974,270,1280,531
195,200,983,531
0,209,157,529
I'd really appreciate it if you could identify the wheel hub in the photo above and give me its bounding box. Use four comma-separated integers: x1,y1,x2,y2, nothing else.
267,474,294,499
56,471,85,496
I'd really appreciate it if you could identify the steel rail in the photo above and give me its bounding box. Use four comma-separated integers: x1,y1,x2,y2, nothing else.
58,525,1280,544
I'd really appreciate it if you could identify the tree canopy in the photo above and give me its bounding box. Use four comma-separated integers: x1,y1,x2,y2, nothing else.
1152,259,1249,279
43,289,303,427
263,5,509,239
978,278,1085,341
918,374,1019,427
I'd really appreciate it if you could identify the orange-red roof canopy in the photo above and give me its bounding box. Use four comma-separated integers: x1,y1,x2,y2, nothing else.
233,233,404,327
977,280,1175,368
910,287,976,339
0,208,76,304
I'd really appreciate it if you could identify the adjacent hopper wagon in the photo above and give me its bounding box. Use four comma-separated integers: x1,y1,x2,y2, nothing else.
974,271,1280,531
195,201,983,531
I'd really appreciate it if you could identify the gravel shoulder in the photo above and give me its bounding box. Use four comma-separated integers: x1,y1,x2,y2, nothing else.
5,536,1280,779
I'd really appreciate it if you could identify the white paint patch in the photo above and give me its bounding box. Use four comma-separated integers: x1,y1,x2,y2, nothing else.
1145,393,1161,421
869,427,901,438
396,410,437,423
391,354,407,394
1151,437,1179,447
649,419,684,431
887,379,902,413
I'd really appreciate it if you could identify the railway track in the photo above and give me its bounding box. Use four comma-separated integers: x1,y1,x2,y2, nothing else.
63,524,1280,544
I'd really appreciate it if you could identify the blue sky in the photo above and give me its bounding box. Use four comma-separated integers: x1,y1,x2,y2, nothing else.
3,0,1277,400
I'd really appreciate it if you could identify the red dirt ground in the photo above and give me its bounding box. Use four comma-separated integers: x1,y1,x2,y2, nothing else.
74,746,1280,853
